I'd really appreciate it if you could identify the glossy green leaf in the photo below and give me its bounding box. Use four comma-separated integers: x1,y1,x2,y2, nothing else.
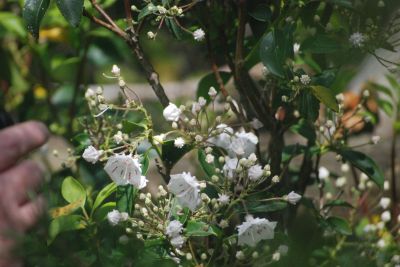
310,85,339,112
237,200,288,214
138,4,155,21
326,216,352,235
92,182,117,214
72,133,91,153
116,185,137,214
302,35,343,54
248,4,271,22
185,220,220,237
48,215,85,244
340,149,384,187
61,176,86,207
0,12,27,38
196,72,231,102
55,0,84,27
93,202,116,222
299,92,320,121
122,119,147,134
23,0,50,38
161,140,193,170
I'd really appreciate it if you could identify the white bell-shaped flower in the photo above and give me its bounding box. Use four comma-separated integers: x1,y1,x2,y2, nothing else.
104,154,147,189
237,215,277,247
167,172,200,211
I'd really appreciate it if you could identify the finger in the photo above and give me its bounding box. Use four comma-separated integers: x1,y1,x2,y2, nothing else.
14,195,46,232
1,160,45,204
0,121,49,172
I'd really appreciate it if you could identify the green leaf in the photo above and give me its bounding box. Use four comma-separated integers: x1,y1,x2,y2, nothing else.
377,99,393,116
48,215,85,244
302,35,344,54
170,198,190,224
0,12,27,39
116,185,137,214
165,18,187,40
61,176,86,207
23,0,50,38
197,149,223,178
161,140,193,170
248,4,271,22
310,85,339,112
72,133,91,153
299,92,320,121
260,28,293,78
140,154,150,175
92,182,117,214
185,221,220,237
326,216,352,235
196,72,231,102
340,149,384,187
138,4,155,21
324,200,354,209
55,0,84,27
93,202,116,222
290,119,316,143
236,200,288,214
122,119,147,134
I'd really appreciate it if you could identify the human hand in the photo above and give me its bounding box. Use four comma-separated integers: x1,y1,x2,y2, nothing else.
0,121,49,267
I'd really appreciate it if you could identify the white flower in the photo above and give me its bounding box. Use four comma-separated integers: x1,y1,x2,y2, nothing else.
113,131,123,144
293,43,300,54
153,134,166,145
384,181,390,191
335,176,347,188
349,32,365,47
104,154,147,189
218,194,230,205
377,238,386,248
250,118,263,130
208,124,234,151
371,135,381,144
272,252,281,261
300,74,311,85
190,101,200,114
174,137,185,148
286,191,302,205
193,28,205,41
208,87,217,97
223,157,239,179
85,88,95,99
341,163,350,172
236,251,245,260
170,235,185,248
147,31,156,39
237,215,277,247
198,96,207,106
379,197,391,209
205,154,214,164
381,211,391,222
229,130,259,158
165,220,183,238
318,166,330,181
107,209,123,226
163,103,181,122
219,219,229,228
272,175,280,183
248,164,263,181
248,153,257,163
111,65,120,76
82,146,103,164
167,172,200,211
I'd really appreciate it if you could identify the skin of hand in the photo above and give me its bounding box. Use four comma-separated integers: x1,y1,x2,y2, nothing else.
0,121,49,267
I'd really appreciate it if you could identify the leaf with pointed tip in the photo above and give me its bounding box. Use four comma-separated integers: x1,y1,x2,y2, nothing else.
23,0,50,38
310,85,339,112
55,0,84,27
